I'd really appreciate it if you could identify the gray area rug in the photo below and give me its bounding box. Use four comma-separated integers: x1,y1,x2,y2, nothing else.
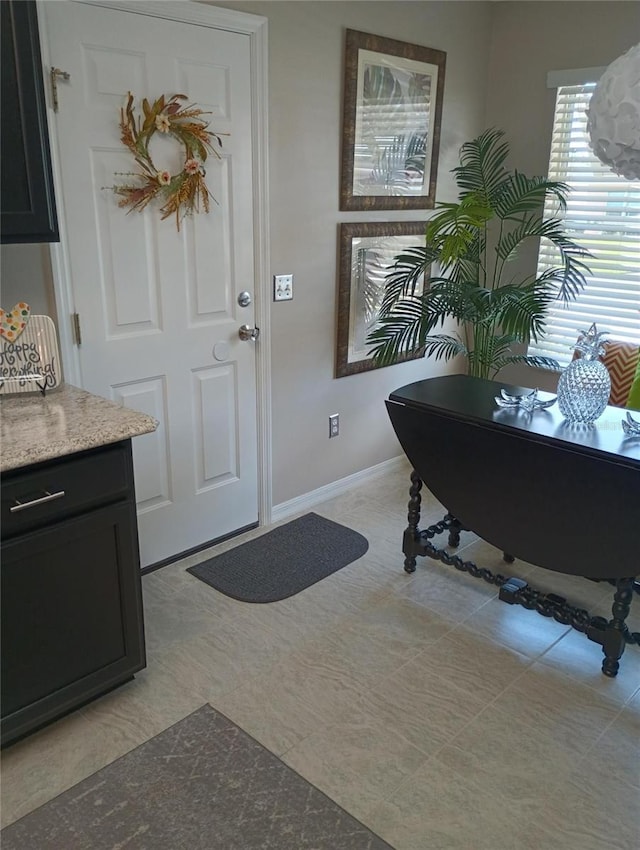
1,705,393,850
187,512,369,602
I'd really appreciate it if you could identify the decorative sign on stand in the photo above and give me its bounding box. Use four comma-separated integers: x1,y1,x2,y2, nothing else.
0,308,61,395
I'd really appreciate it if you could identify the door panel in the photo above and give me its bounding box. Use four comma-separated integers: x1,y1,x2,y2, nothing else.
193,364,238,487
111,378,171,510
44,1,259,566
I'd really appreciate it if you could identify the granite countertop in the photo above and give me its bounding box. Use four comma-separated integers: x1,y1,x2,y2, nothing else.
0,384,158,472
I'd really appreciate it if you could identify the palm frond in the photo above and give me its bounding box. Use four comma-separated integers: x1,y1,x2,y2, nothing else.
469,332,519,377
492,353,560,375
495,173,570,219
367,300,429,365
425,197,493,266
379,246,437,312
422,334,469,362
426,198,493,238
452,128,510,203
426,279,492,324
369,281,474,364
447,256,483,287
442,232,484,286
453,283,493,322
535,219,593,301
495,215,591,301
491,284,553,342
495,215,545,262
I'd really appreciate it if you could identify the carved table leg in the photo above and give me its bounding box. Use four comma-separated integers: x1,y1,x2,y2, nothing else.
447,516,462,548
602,577,635,677
402,469,422,574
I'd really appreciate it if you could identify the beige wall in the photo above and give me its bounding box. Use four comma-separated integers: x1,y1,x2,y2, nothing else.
205,0,494,504
1,244,58,321
8,1,635,506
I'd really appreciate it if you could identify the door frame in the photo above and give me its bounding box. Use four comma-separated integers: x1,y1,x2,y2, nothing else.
37,0,273,528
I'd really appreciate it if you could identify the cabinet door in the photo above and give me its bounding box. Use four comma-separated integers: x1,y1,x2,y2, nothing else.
0,0,59,243
1,503,145,744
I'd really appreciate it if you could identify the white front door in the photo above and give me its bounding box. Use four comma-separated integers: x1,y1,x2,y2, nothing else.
42,1,263,567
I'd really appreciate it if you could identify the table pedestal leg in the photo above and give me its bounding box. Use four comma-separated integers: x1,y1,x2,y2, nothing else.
402,470,422,574
602,577,635,677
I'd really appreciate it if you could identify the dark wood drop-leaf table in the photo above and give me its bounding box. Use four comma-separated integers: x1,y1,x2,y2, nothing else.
386,374,640,677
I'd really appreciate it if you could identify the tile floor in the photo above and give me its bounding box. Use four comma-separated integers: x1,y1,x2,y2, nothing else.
2,460,639,849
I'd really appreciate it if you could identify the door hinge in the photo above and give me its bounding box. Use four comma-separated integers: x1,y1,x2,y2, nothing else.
72,312,82,346
50,67,70,113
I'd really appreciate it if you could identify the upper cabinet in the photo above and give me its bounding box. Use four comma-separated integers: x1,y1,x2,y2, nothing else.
1,0,59,243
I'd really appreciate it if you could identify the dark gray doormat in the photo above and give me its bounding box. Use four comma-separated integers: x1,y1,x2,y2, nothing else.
186,512,369,603
1,705,394,850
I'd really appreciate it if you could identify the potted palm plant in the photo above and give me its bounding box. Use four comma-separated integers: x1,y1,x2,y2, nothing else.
367,128,592,378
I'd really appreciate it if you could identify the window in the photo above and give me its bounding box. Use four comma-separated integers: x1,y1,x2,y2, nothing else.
529,75,640,368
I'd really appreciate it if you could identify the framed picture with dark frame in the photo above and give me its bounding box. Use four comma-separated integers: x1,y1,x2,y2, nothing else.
335,221,427,378
340,29,446,211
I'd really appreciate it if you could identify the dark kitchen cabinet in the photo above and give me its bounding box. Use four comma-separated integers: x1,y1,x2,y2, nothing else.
1,441,146,747
1,0,59,243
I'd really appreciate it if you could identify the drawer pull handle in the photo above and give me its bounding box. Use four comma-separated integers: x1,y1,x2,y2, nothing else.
10,490,66,513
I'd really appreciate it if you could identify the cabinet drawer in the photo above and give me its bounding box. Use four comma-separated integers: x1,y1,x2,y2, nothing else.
1,444,130,538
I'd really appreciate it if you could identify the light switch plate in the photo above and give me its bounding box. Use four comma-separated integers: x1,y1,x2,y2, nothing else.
274,274,293,301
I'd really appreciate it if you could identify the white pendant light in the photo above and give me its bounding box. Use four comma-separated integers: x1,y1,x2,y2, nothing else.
586,42,640,180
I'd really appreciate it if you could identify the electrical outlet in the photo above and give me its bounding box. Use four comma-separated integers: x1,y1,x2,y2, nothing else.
274,274,293,301
329,413,339,438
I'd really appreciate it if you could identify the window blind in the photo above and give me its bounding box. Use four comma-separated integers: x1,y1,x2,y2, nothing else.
529,82,640,368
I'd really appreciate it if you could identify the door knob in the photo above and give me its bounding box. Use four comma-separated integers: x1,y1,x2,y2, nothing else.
239,324,260,341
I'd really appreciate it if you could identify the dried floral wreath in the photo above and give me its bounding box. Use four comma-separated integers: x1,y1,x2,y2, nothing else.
110,92,225,230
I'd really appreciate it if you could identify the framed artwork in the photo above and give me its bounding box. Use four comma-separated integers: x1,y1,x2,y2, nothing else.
340,29,446,211
336,221,427,378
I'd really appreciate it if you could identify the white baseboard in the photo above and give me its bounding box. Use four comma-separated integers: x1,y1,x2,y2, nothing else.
271,455,409,524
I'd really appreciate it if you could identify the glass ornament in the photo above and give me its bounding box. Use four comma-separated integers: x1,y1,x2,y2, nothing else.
557,324,611,423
